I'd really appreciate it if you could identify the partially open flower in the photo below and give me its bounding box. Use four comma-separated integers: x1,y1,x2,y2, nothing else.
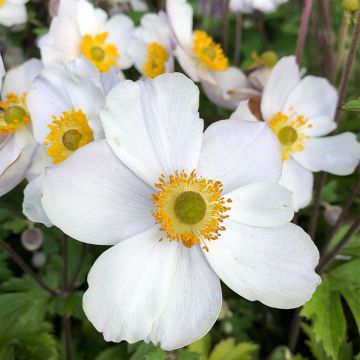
42,73,320,350
0,0,28,27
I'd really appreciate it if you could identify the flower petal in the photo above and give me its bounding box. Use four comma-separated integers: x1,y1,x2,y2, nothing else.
101,73,203,187
229,100,259,122
227,182,293,227
284,76,337,136
197,120,282,194
279,158,314,212
261,56,300,121
293,133,360,175
204,220,320,309
42,140,154,245
83,227,222,350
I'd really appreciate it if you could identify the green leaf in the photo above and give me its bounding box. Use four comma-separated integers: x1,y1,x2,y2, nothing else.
48,291,85,319
178,350,201,360
188,334,211,360
128,342,164,360
1,218,28,234
95,346,127,360
301,279,346,359
145,348,166,360
209,339,258,360
342,98,360,112
329,259,360,289
338,287,360,335
321,180,339,203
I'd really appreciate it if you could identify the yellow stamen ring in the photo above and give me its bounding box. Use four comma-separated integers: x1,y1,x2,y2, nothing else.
193,30,229,71
143,42,169,79
152,170,232,250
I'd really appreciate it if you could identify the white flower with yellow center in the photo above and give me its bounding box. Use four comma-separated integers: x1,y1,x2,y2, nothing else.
128,13,174,79
23,57,122,226
0,57,41,197
41,73,320,350
38,0,134,72
232,56,360,211
166,0,229,83
0,0,28,27
229,0,288,14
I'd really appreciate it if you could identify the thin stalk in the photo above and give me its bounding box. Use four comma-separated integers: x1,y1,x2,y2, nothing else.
296,0,313,64
0,239,58,297
234,12,242,66
222,0,230,53
68,243,89,291
288,308,302,352
335,10,360,124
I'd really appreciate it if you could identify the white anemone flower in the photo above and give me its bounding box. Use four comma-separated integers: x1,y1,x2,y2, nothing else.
41,73,320,350
38,0,134,72
128,13,175,79
229,0,288,14
231,56,360,211
23,57,122,226
166,0,231,83
0,57,42,197
0,0,28,27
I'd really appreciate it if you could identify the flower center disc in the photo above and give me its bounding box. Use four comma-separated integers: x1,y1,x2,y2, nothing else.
174,191,206,225
90,46,106,62
278,126,298,146
4,106,26,124
62,129,83,151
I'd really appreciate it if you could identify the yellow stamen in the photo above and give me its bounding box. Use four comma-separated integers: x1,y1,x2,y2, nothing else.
143,42,169,79
152,170,232,250
0,0,5,6
193,30,229,71
0,93,30,135
81,32,119,72
44,109,94,164
268,109,312,160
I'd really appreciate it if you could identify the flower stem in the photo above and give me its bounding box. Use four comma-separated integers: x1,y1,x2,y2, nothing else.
234,12,242,66
296,0,313,64
335,10,360,124
0,239,58,297
68,243,89,291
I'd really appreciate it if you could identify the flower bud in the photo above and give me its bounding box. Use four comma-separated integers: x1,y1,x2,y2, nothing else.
343,0,360,12
21,228,44,251
324,205,342,226
222,322,233,334
32,252,47,268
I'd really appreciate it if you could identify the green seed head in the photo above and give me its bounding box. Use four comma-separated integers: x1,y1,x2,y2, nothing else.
260,51,278,67
174,191,206,225
278,126,298,146
4,106,26,125
342,0,359,12
90,46,105,62
62,129,82,151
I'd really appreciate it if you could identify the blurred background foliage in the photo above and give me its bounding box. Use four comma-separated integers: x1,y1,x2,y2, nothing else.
0,0,359,359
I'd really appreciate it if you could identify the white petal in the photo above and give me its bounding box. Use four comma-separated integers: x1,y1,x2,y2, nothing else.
261,56,300,121
175,46,201,82
204,221,320,309
197,120,282,194
227,182,293,227
293,133,360,175
284,76,337,136
23,174,52,227
83,227,221,350
76,0,107,35
0,3,27,27
166,0,193,50
101,73,203,187
42,140,154,245
0,128,36,196
1,59,43,98
279,158,313,212
229,100,259,122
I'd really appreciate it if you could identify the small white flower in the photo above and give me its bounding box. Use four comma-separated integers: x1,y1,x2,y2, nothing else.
23,57,122,226
128,13,174,79
232,56,360,211
229,0,288,14
0,57,42,197
166,0,229,83
0,0,28,27
41,73,320,350
38,0,135,72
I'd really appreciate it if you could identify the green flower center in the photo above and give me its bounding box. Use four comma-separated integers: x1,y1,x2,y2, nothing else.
278,126,298,146
90,46,105,62
62,129,82,151
174,191,207,225
4,106,26,124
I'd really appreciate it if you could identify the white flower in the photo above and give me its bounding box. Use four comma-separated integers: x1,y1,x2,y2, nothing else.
229,0,288,14
41,73,320,350
128,13,174,79
0,57,42,197
23,57,122,226
0,0,28,27
231,56,360,211
166,0,230,83
38,0,135,72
